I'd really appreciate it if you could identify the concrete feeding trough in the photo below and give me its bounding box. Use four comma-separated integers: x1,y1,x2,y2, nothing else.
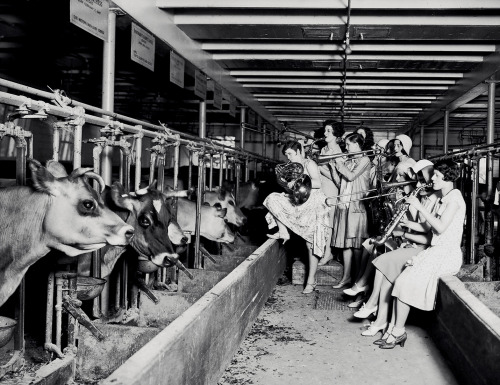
430,276,500,385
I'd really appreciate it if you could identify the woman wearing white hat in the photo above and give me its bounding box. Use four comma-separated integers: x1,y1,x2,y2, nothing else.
388,134,416,187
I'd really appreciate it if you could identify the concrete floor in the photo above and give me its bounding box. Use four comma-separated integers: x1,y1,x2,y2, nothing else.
219,281,458,385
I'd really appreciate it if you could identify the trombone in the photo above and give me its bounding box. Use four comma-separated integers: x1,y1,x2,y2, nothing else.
313,148,383,164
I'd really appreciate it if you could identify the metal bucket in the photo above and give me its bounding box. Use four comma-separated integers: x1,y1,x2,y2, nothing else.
76,276,107,301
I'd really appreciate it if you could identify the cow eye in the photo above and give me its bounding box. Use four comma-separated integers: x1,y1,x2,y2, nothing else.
228,200,235,206
139,216,151,228
82,200,95,210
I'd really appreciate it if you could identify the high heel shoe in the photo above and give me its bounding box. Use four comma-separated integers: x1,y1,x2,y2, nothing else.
302,282,317,294
353,303,378,319
361,322,387,336
379,332,407,349
373,324,394,346
267,233,290,244
343,283,369,297
332,279,351,289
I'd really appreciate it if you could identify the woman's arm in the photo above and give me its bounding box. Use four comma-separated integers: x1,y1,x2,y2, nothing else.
333,157,371,182
305,161,322,189
319,164,333,180
329,161,341,187
406,195,459,235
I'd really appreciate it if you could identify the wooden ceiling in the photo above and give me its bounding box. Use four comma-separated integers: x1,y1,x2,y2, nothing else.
1,0,500,141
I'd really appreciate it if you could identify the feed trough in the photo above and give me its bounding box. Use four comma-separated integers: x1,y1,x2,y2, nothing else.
0,316,16,348
76,276,107,301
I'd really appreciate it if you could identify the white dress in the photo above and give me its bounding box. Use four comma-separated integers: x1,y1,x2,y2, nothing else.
392,189,466,311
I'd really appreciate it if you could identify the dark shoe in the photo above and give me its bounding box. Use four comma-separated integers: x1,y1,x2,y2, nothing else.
379,332,407,349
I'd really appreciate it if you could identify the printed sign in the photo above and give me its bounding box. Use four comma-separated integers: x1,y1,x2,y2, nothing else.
170,51,185,88
70,0,109,41
213,83,223,110
194,70,207,100
131,23,155,71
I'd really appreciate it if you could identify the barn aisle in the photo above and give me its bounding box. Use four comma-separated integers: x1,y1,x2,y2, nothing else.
219,278,457,385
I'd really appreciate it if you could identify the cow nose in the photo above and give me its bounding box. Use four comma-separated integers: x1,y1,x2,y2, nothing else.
124,227,135,240
181,236,188,244
242,217,248,224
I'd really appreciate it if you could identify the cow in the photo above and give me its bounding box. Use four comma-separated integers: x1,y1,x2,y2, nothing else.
190,187,247,227
176,198,235,243
0,159,134,307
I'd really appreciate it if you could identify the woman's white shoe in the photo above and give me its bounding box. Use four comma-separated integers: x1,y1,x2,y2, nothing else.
361,322,388,336
353,303,378,319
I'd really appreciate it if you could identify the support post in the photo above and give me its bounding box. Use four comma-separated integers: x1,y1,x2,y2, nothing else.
443,110,450,154
485,79,496,281
419,125,425,160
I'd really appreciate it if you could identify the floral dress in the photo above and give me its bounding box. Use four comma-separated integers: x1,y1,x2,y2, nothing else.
392,189,466,311
331,156,371,248
264,159,331,258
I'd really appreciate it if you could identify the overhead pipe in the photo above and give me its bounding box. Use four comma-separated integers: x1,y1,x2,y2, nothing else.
419,124,425,160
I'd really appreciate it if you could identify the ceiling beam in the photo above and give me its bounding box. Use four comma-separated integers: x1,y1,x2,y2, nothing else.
157,0,500,10
231,71,464,78
258,98,434,104
174,14,500,27
212,53,484,62
112,0,281,129
237,78,456,85
203,42,496,53
246,84,449,90
255,94,437,100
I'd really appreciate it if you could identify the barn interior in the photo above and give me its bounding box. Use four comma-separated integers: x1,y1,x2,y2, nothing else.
0,1,499,384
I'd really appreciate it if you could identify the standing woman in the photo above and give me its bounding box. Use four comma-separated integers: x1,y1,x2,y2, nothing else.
330,133,372,288
317,120,345,268
264,140,331,293
380,160,465,349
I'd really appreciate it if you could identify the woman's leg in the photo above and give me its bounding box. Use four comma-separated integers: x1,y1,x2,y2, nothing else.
341,248,353,283
305,242,318,285
371,276,393,327
318,227,333,265
352,248,374,286
267,218,290,241
382,298,411,346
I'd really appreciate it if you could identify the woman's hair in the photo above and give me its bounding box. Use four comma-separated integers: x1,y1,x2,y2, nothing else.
434,159,460,182
386,138,408,156
344,132,365,150
282,140,302,156
356,127,375,152
318,119,345,138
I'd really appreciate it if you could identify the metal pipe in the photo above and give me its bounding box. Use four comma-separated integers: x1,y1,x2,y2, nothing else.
199,101,206,139
263,123,267,158
443,110,450,153
209,155,214,191
55,276,63,349
244,159,249,182
188,152,193,188
52,125,60,162
419,124,425,160
194,153,204,269
485,79,496,280
134,127,143,190
470,160,478,264
240,107,246,149
101,10,117,185
173,143,180,218
219,151,224,188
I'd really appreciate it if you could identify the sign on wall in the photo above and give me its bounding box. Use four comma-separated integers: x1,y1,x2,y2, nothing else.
194,70,207,100
70,0,109,41
131,23,155,71
213,84,223,110
170,51,185,88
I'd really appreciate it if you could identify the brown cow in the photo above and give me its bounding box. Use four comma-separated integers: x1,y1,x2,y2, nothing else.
0,160,134,307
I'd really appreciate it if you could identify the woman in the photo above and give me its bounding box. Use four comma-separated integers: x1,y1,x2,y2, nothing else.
352,161,438,336
379,159,465,349
264,140,331,294
329,133,371,289
316,120,344,268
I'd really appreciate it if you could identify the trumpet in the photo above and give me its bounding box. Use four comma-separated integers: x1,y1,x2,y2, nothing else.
305,137,326,158
313,148,383,164
370,182,433,247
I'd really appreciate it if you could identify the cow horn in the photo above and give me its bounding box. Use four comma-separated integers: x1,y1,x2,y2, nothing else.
175,260,194,280
164,190,189,198
69,168,105,193
135,187,149,196
84,171,106,193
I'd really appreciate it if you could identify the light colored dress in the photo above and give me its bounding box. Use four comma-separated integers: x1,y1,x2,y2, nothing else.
392,189,466,311
264,159,331,258
319,145,341,226
331,156,371,249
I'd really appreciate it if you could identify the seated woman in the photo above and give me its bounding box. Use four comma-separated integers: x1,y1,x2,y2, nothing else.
264,140,331,294
350,160,438,336
329,133,371,289
378,159,465,349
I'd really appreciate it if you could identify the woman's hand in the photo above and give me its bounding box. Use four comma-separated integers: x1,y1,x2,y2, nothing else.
399,216,408,228
405,195,422,211
287,180,295,189
405,258,414,267
393,229,404,238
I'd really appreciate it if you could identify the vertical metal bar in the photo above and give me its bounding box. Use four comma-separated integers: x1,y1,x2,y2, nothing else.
219,152,224,188
157,153,165,191
443,110,450,154
149,152,157,185
188,152,193,188
55,276,63,349
244,159,249,182
194,153,204,269
262,123,267,158
224,154,229,180
199,101,206,139
45,271,55,350
173,143,180,217
240,107,246,149
67,276,77,348
485,79,496,281
471,160,478,264
235,161,241,206
134,128,143,191
73,107,84,169
419,125,425,160
209,155,214,191
53,126,60,161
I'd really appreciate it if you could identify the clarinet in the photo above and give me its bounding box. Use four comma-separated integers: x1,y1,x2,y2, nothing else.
370,183,433,247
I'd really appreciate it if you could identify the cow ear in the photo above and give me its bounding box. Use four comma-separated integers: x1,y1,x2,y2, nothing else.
45,160,68,178
30,159,60,196
218,188,226,201
110,182,135,212
216,207,227,218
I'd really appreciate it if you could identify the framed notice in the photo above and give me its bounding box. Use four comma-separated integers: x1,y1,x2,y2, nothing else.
194,70,207,100
213,84,223,110
70,0,109,41
131,23,155,71
170,51,185,88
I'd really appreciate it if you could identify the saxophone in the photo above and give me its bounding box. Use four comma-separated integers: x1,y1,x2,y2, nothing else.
370,183,433,247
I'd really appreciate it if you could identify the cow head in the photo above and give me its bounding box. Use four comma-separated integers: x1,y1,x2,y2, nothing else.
205,188,247,227
31,160,135,256
200,204,235,243
110,182,188,268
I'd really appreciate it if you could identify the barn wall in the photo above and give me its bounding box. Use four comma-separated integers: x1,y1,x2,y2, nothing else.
101,239,286,385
